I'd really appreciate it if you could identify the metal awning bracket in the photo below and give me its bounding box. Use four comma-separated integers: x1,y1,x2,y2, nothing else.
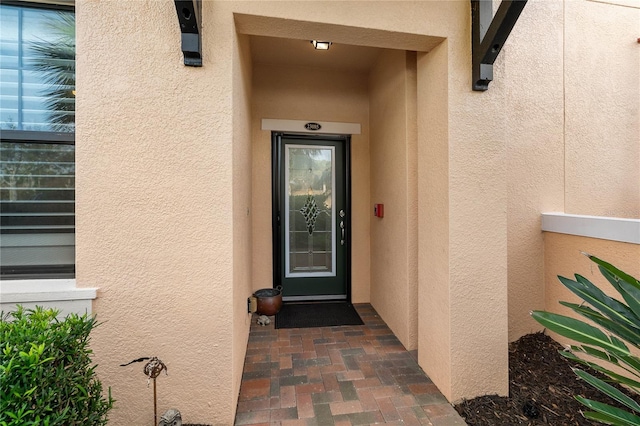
472,0,527,91
174,0,203,67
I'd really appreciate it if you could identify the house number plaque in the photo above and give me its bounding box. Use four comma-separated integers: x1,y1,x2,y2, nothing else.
305,122,322,131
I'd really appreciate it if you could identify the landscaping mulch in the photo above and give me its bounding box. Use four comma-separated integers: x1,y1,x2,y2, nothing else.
455,332,634,425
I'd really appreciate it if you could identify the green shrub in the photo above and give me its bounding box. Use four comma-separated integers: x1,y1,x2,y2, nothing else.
0,306,114,426
532,254,640,425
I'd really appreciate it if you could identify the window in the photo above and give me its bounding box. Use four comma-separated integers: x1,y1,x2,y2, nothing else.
1,2,75,279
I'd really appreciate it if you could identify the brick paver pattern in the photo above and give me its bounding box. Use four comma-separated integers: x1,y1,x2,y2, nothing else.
235,304,467,425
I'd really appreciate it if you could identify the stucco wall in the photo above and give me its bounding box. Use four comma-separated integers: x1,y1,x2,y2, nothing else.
369,49,418,350
76,0,239,423
504,0,565,341
231,0,511,404
544,233,640,348
564,1,640,218
539,0,640,386
251,63,371,303
72,0,640,420
505,0,639,341
241,1,512,403
417,41,453,399
241,1,512,402
440,0,511,400
232,32,254,411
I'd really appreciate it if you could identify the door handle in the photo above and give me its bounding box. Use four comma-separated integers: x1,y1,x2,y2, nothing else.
339,209,345,246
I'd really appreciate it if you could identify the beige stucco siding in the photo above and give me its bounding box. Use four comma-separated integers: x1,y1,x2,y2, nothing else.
504,0,566,341
564,1,640,218
544,232,640,345
506,0,639,341
232,32,254,412
72,0,639,422
417,41,453,399
369,49,419,350
76,0,238,423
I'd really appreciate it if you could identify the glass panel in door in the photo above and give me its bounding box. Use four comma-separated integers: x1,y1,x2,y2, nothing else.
285,145,335,277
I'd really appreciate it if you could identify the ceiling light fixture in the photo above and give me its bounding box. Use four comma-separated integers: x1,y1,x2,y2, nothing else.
311,40,332,50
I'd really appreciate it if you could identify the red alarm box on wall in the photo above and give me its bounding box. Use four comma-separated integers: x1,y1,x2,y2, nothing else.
374,204,384,218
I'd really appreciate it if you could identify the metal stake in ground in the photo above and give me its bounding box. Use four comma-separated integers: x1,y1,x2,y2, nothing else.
120,356,168,425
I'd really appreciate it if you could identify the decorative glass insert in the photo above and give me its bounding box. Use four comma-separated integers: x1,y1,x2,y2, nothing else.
285,145,335,277
299,193,320,235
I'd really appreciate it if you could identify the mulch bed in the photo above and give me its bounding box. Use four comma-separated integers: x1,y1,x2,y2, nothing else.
455,332,633,425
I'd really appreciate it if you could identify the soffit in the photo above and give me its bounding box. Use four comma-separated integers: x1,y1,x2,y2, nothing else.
235,13,444,53
250,35,386,73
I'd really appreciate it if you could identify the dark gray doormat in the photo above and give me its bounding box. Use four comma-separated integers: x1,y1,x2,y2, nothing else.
275,302,364,329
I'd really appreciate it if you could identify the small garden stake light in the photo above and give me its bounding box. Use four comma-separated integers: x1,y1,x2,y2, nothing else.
120,356,168,425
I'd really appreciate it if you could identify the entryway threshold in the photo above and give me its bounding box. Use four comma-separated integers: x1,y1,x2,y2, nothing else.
235,304,467,425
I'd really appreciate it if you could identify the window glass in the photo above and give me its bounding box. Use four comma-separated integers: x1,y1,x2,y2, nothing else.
1,141,75,277
1,4,75,279
1,5,75,132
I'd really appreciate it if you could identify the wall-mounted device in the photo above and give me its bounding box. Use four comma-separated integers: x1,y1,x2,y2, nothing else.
374,204,384,218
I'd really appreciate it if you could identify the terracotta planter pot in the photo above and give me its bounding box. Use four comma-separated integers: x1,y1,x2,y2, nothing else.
254,286,282,316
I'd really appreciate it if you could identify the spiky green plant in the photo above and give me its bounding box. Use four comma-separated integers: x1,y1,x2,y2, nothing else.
532,254,640,425
29,12,75,132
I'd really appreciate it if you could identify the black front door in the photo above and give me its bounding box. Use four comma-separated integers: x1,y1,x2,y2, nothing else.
272,133,350,301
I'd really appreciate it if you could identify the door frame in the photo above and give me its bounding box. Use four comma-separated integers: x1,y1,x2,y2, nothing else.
271,132,352,302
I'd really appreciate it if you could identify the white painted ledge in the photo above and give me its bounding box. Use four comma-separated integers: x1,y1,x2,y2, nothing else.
541,213,640,245
262,119,361,135
0,279,97,317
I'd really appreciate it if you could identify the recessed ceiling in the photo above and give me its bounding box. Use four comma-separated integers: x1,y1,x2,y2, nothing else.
250,36,386,73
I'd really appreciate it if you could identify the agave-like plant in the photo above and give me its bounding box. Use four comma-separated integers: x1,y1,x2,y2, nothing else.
29,11,75,132
532,254,640,425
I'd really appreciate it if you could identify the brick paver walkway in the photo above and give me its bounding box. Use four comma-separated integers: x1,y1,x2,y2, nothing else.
235,304,467,425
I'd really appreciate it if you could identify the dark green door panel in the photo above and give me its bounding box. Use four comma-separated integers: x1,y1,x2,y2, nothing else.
272,134,350,300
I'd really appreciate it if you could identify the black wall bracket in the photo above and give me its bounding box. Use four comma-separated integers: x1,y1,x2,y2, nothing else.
174,0,202,67
472,0,527,91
